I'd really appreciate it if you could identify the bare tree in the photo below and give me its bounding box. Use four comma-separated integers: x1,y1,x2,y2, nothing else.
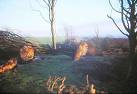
64,26,69,43
31,0,57,49
94,24,100,49
94,24,99,41
108,0,137,84
64,25,74,43
45,0,57,49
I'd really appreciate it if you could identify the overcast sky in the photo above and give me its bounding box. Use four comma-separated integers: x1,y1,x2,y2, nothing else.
0,0,126,38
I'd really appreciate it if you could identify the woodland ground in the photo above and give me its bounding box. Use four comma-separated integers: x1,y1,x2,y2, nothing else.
0,54,129,93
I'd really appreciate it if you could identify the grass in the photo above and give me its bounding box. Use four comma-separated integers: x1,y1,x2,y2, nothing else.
0,54,129,93
0,55,83,93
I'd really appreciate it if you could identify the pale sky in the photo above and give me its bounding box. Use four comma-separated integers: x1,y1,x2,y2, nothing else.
0,0,126,38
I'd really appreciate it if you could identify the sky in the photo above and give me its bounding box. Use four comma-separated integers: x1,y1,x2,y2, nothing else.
0,0,127,38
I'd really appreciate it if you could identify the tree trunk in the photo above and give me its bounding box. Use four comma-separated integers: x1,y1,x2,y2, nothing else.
126,34,137,91
51,20,56,49
51,0,56,49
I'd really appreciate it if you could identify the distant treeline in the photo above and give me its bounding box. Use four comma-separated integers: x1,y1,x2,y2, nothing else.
25,36,65,44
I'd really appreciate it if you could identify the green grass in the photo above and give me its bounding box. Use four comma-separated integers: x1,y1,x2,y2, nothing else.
0,55,128,93
0,55,83,93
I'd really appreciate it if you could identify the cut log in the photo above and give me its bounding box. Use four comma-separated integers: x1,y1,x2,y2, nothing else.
0,58,17,74
0,30,43,62
74,42,88,61
20,45,35,61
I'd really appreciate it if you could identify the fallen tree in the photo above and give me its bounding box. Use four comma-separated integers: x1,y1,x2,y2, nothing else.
0,30,35,61
0,58,17,74
0,30,44,73
0,30,47,61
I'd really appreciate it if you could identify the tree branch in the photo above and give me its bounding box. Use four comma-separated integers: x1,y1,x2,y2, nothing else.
125,14,130,29
121,0,130,32
42,0,52,22
107,15,129,37
109,0,130,19
29,0,50,23
43,0,50,7
32,9,51,23
48,0,52,6
35,0,48,10
135,0,137,4
123,7,130,14
48,5,52,22
109,0,121,13
127,0,132,7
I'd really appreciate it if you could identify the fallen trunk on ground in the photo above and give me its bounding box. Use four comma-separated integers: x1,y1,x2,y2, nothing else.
0,58,17,74
0,30,43,73
20,45,35,61
0,30,45,61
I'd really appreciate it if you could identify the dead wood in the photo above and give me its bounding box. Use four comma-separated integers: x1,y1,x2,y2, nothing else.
0,30,41,61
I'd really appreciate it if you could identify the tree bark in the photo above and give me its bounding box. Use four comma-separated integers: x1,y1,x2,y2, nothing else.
51,0,56,49
51,20,56,49
108,0,137,91
126,33,137,91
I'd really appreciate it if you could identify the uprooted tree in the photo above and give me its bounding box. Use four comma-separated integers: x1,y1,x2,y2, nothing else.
108,0,137,85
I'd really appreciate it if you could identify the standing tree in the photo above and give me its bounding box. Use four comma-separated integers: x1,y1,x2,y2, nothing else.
108,0,137,83
64,26,69,43
31,0,57,49
64,25,73,43
94,24,100,41
94,24,100,49
43,0,57,49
